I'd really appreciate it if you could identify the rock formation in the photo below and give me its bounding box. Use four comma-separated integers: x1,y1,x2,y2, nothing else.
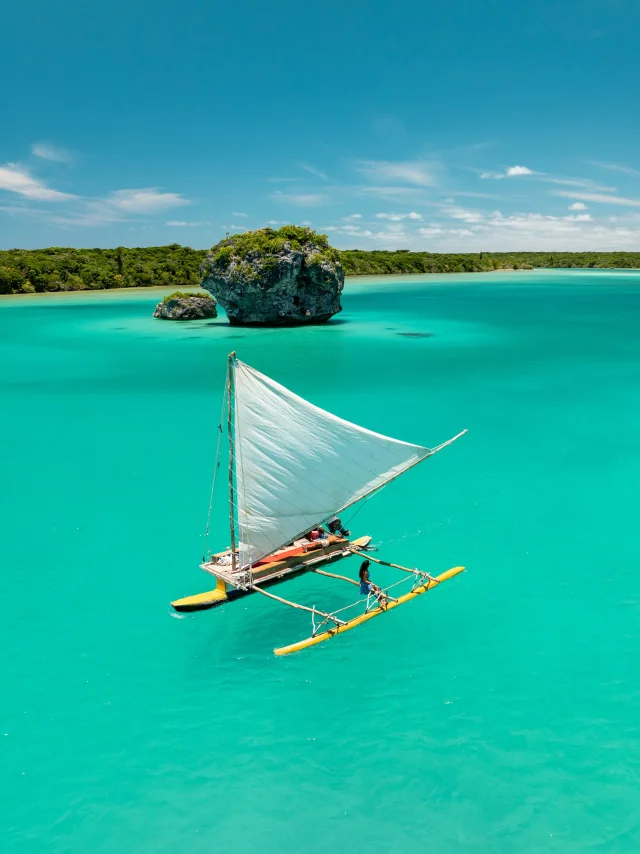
153,291,217,321
200,225,344,325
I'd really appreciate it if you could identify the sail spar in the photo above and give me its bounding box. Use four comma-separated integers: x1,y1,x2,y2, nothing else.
232,359,433,569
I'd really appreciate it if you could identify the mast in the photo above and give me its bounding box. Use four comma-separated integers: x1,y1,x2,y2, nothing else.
227,351,237,574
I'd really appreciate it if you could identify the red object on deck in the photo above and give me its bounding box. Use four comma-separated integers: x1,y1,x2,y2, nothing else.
252,545,306,567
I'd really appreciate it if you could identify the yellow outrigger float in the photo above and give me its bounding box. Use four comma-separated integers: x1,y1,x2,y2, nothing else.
274,563,466,656
171,353,466,655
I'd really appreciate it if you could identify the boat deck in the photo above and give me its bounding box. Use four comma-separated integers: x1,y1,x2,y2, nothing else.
173,535,372,613
200,537,366,589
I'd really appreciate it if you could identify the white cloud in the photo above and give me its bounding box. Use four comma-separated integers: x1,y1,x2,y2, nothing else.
46,208,124,227
46,187,190,227
554,191,640,207
0,163,77,201
40,187,191,228
0,204,47,217
541,177,616,190
299,162,329,181
341,225,373,235
356,186,427,202
343,213,362,220
232,211,248,217
321,221,408,247
568,202,587,210
167,220,208,227
413,210,636,250
456,191,506,199
357,160,435,187
108,188,190,213
481,166,614,191
0,161,191,226
481,165,534,179
375,211,422,221
442,205,484,224
448,228,474,237
590,161,640,177
271,191,328,205
323,206,640,252
31,142,73,164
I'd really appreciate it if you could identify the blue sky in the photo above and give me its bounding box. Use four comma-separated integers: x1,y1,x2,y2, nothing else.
2,0,640,251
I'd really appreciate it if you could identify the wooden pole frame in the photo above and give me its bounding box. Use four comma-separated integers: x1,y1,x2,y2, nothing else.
251,584,346,627
350,549,437,582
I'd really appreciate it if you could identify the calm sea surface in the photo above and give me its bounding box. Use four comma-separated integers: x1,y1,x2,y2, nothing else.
2,270,640,853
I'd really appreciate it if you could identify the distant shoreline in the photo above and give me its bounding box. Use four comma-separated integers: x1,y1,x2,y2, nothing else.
3,266,640,304
3,245,640,296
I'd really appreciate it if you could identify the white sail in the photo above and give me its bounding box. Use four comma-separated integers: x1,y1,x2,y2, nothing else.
232,359,432,568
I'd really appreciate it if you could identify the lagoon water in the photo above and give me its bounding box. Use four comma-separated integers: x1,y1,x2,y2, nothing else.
2,270,640,853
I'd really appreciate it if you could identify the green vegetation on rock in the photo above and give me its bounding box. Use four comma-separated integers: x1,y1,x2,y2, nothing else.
204,225,342,291
211,225,340,267
162,290,213,303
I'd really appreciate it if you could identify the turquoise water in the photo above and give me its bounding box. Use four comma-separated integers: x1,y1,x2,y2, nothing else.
3,270,640,853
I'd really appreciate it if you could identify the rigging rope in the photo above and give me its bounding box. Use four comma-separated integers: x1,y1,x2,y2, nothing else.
342,486,383,529
203,383,228,562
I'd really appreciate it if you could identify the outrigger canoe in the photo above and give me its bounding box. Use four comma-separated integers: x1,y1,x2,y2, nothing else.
171,353,467,654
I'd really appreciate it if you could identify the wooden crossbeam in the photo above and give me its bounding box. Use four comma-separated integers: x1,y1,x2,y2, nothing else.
251,584,346,626
312,568,360,587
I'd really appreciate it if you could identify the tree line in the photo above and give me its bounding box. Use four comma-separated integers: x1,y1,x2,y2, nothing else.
2,245,640,294
0,245,204,294
339,250,640,276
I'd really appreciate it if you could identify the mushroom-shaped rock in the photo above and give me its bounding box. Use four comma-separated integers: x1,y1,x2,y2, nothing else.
153,291,217,320
200,225,344,326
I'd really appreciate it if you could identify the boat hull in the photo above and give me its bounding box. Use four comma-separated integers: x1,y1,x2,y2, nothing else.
171,535,372,613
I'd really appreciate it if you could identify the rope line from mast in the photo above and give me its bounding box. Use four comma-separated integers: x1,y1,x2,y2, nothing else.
203,382,228,562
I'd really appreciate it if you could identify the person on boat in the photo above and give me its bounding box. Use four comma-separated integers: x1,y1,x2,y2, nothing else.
303,525,343,552
302,526,327,551
358,560,388,605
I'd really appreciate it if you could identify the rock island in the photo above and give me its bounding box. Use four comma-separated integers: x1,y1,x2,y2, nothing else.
200,225,344,326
